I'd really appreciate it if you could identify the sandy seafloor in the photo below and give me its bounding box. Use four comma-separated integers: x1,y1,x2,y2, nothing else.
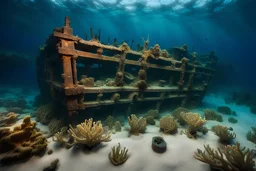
0,91,256,171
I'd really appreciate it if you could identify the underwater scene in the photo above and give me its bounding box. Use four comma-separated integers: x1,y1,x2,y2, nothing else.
0,0,256,171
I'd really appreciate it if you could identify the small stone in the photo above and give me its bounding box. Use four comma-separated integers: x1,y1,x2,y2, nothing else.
47,149,53,155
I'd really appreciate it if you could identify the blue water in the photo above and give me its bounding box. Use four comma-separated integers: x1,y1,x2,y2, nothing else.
0,0,255,90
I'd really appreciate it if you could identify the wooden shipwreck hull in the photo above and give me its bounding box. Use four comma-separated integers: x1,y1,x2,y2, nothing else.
37,17,216,116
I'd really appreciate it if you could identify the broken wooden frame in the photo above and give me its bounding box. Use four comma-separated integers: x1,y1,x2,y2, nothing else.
37,17,215,116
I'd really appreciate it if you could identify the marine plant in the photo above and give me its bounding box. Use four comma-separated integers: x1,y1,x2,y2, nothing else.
194,142,256,171
211,125,236,143
35,104,54,124
0,116,48,165
104,115,115,129
108,143,128,166
127,114,147,135
114,121,121,132
228,117,238,124
171,107,189,125
159,115,178,134
246,127,256,144
204,108,223,122
145,109,159,119
68,118,111,148
180,112,206,134
0,112,20,126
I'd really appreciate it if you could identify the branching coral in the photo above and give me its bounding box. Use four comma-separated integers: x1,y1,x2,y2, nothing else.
246,127,256,144
180,112,206,134
194,142,256,171
159,115,178,134
150,44,161,58
68,118,111,148
108,143,128,166
127,114,147,135
0,116,48,165
171,107,189,125
212,125,236,143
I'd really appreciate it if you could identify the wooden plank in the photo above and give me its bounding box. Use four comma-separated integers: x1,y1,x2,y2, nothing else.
58,48,213,76
83,94,198,108
53,31,215,73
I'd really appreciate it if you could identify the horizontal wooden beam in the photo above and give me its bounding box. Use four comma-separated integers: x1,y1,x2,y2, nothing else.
58,47,213,76
82,94,199,108
53,31,215,73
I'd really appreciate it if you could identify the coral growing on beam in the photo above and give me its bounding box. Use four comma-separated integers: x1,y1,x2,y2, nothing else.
68,118,111,148
194,142,256,171
0,116,48,165
108,143,128,166
127,114,147,135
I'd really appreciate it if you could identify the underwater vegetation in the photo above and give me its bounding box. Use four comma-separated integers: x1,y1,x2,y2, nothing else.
194,142,256,171
247,127,256,144
108,143,129,166
211,125,236,144
0,116,48,165
204,108,223,122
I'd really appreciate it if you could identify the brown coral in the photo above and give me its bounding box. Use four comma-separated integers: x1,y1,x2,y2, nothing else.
0,112,20,126
180,112,206,134
171,107,189,125
212,125,236,143
35,104,54,125
68,118,111,148
194,142,255,171
0,116,48,165
159,115,178,134
127,114,147,135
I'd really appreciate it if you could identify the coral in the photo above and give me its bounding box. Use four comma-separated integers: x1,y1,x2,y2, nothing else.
138,69,147,80
159,115,178,134
48,119,64,135
111,93,120,102
246,127,256,144
115,71,124,86
108,143,128,166
43,158,59,171
146,109,159,119
160,49,169,58
127,114,147,135
114,121,121,132
217,106,232,115
35,104,54,125
0,112,20,126
52,131,73,149
137,80,148,90
228,117,238,124
194,142,255,171
145,116,155,125
180,112,206,134
80,77,94,87
128,92,139,101
68,118,111,148
97,48,103,55
0,116,48,165
47,149,53,155
141,50,153,61
104,115,115,129
198,127,208,135
204,108,223,122
94,80,104,87
119,42,130,52
150,44,161,58
152,136,167,153
171,107,189,125
211,125,236,143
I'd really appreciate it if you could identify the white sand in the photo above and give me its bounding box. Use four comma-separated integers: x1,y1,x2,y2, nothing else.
1,94,256,171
